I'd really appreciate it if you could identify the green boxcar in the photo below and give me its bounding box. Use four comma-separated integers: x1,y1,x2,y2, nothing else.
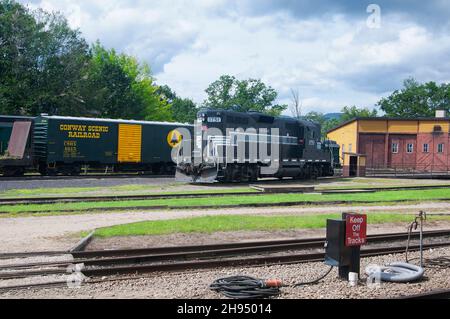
0,115,35,155
0,124,12,155
0,115,35,176
33,116,193,175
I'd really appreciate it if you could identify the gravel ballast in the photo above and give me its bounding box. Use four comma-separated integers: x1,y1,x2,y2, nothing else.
1,247,449,299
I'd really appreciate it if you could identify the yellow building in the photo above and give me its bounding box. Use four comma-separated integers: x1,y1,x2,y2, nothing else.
327,115,450,177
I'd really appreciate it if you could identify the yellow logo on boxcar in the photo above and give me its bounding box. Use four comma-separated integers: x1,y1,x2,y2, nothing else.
167,130,182,148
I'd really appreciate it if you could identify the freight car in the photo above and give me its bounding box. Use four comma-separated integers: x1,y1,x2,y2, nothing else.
176,110,340,183
0,114,193,176
0,115,35,176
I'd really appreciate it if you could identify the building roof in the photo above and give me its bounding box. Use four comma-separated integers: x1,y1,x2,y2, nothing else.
327,117,450,134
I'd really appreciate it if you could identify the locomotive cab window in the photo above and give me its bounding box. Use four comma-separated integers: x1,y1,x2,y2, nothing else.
317,142,322,150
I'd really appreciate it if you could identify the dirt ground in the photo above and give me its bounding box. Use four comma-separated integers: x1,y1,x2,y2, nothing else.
87,220,450,251
1,202,450,253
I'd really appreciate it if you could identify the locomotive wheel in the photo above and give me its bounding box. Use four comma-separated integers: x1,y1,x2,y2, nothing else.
310,167,319,180
249,167,258,182
241,166,250,183
232,169,241,183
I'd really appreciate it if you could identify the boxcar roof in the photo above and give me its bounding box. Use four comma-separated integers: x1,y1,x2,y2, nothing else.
0,115,34,120
39,115,192,127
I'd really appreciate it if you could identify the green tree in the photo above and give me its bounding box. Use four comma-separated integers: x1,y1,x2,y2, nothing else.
303,105,377,138
377,78,450,118
203,75,287,116
85,43,172,121
158,85,198,123
0,0,90,116
303,112,341,138
341,105,378,122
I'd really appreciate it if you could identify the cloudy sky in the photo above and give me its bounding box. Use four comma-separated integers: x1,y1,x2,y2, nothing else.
20,0,450,115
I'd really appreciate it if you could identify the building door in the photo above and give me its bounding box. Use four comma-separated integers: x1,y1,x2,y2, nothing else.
389,135,417,169
359,134,385,168
349,156,358,177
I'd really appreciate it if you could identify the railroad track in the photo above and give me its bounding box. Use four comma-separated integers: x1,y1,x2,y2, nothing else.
0,230,449,292
0,191,263,205
1,184,449,207
0,174,174,182
397,289,450,299
1,229,448,261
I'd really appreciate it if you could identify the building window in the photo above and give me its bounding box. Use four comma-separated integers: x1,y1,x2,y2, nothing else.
407,144,414,153
392,143,399,154
423,144,429,153
438,144,445,153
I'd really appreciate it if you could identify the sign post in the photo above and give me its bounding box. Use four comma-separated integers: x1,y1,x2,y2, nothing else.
339,213,367,280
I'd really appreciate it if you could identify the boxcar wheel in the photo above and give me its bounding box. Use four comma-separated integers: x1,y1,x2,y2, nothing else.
70,166,82,176
2,167,25,177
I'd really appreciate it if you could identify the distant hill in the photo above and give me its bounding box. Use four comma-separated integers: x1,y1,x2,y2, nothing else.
323,113,343,120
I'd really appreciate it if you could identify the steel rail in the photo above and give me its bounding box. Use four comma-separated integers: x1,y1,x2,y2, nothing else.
72,229,450,259
1,229,449,269
396,289,450,299
81,241,450,277
0,192,262,205
0,174,173,182
0,281,68,292
0,251,69,260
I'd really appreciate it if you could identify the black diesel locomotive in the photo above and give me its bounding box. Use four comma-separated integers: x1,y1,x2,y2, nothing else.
176,110,340,183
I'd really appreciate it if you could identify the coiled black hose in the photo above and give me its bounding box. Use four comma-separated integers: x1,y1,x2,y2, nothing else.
210,266,334,299
210,276,282,299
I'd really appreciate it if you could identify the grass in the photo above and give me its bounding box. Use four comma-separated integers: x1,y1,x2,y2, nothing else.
0,185,255,199
316,183,450,191
91,213,450,238
2,188,450,214
0,184,159,198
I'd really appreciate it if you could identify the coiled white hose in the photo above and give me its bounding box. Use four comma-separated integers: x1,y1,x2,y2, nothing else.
366,262,425,283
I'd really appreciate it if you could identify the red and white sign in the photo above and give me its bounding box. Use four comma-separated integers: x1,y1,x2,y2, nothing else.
345,214,367,247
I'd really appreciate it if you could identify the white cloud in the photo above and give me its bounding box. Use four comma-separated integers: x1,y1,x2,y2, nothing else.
20,0,450,115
